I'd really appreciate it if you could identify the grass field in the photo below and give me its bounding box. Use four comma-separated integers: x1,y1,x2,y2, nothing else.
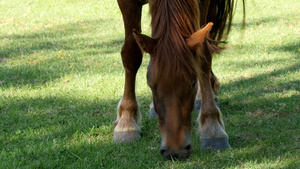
0,0,299,168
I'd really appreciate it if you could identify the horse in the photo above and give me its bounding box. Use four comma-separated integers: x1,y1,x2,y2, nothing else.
114,0,245,160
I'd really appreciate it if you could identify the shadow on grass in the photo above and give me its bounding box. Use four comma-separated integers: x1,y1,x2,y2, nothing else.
1,61,298,167
232,16,281,27
1,46,299,167
1,15,299,169
232,11,298,27
0,18,125,89
0,16,165,168
0,18,123,58
271,41,300,54
219,61,299,112
216,61,299,166
0,92,162,168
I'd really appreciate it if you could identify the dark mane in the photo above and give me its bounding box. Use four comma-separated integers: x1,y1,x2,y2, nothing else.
148,0,243,83
149,0,200,83
204,0,246,41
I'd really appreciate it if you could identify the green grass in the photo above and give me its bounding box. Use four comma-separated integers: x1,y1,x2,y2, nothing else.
0,0,299,168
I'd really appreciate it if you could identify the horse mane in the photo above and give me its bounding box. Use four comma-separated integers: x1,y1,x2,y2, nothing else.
148,0,244,83
203,0,246,41
149,0,201,83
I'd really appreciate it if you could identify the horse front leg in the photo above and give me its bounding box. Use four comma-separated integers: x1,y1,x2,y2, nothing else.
197,42,231,150
195,70,220,111
114,0,145,142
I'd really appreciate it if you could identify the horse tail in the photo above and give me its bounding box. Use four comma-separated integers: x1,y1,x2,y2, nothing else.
204,0,246,41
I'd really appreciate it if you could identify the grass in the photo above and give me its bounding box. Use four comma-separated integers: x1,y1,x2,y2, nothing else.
0,0,299,168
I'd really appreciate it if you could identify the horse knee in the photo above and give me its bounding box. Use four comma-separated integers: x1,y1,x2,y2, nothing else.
120,38,143,72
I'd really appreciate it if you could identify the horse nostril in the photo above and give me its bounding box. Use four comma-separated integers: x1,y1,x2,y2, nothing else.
160,145,192,160
160,148,167,156
185,144,192,152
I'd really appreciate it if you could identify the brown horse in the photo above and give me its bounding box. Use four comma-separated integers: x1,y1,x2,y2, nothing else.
114,0,244,160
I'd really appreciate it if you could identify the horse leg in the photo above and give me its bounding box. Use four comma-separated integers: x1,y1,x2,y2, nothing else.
197,44,231,150
195,71,220,111
114,0,146,142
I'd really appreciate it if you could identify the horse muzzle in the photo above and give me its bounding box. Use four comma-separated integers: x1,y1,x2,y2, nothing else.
159,143,192,160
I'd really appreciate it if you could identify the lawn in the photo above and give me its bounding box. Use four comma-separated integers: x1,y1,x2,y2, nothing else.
0,0,299,168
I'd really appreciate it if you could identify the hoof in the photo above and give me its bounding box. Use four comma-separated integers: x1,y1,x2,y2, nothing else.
114,131,140,142
201,138,232,150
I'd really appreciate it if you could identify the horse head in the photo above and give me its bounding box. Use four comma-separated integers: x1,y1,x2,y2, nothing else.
133,23,213,160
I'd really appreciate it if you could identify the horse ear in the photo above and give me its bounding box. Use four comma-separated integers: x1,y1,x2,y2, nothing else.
133,29,157,54
186,22,214,51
